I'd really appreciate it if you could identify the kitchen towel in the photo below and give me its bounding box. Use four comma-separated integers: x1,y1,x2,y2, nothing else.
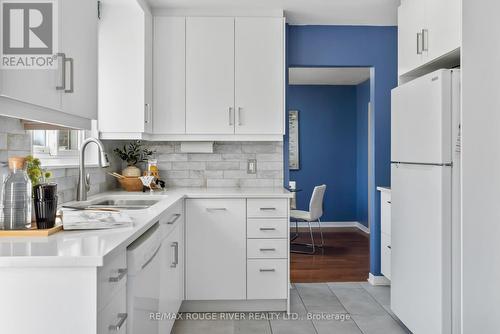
62,210,134,230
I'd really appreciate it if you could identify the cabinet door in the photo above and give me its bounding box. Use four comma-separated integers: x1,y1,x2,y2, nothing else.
398,0,425,75
153,17,186,134
60,0,98,121
98,0,146,133
159,224,182,334
186,17,235,134
186,199,246,300
235,18,284,134
425,0,461,62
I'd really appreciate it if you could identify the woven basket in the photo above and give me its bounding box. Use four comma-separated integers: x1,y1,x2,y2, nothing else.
118,177,143,192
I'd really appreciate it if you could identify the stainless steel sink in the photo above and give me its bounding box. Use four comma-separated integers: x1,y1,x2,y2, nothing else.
65,199,160,210
88,199,159,210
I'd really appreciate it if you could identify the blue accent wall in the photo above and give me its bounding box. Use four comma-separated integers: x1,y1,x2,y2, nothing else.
356,80,371,227
288,85,358,222
285,25,397,276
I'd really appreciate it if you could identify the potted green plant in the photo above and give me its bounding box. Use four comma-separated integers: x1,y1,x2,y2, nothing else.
26,155,52,187
113,141,154,177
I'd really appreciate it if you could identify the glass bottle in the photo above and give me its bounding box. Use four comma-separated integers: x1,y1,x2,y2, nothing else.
2,157,32,230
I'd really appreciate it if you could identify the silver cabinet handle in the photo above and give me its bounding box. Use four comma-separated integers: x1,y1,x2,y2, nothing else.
260,269,276,272
171,241,179,268
259,227,276,231
417,32,423,55
387,245,392,249
237,107,242,126
144,104,151,124
64,57,74,93
259,248,276,251
387,201,391,204
260,207,276,211
109,313,128,331
109,268,127,282
166,213,181,225
422,29,429,52
206,208,227,212
228,107,234,126
56,53,66,90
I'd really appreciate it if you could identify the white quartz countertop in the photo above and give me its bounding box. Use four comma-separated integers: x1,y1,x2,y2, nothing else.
0,187,292,268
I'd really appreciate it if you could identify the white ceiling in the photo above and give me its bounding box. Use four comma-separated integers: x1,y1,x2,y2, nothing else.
289,67,371,85
148,0,400,26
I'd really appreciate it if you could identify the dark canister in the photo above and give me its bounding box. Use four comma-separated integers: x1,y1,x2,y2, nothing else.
33,183,58,229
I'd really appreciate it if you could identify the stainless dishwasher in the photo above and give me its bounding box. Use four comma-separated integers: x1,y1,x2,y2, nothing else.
127,223,161,334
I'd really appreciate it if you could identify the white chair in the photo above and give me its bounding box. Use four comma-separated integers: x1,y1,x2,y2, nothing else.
290,184,326,254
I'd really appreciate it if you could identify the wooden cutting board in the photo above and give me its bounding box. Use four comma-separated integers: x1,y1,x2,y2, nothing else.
0,223,63,237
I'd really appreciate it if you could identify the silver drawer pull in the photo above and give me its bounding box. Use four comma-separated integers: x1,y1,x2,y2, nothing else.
167,213,181,224
109,268,127,282
171,242,179,268
387,201,391,204
260,248,276,252
259,227,276,231
109,313,128,331
260,269,276,272
260,207,276,211
206,208,227,212
387,245,392,249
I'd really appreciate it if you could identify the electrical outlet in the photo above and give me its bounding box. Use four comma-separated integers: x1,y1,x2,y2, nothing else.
247,159,257,174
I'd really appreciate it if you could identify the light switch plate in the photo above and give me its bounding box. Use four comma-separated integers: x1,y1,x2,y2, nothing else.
247,159,257,174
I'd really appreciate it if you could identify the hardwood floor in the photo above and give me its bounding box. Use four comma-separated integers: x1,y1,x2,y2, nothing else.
290,230,370,283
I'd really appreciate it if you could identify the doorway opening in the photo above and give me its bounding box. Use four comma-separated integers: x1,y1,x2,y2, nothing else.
287,67,374,283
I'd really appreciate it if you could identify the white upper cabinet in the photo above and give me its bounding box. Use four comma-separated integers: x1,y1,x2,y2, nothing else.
425,0,461,62
98,0,153,138
153,15,284,139
398,0,461,76
0,0,97,129
185,17,235,134
398,0,425,76
60,0,98,122
235,17,284,135
153,17,186,134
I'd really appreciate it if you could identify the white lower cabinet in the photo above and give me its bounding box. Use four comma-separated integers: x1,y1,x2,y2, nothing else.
98,284,127,334
158,224,182,333
186,199,247,300
247,259,288,300
379,189,392,281
97,252,128,334
185,197,289,306
247,218,288,239
247,239,288,259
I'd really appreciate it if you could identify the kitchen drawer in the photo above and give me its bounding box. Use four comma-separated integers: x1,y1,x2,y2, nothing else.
247,239,288,259
381,192,391,235
247,259,287,299
381,232,391,280
97,251,127,312
159,199,184,239
247,218,288,239
247,199,288,218
98,284,127,334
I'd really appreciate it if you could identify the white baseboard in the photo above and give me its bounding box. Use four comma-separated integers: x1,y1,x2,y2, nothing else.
292,221,370,234
368,273,391,286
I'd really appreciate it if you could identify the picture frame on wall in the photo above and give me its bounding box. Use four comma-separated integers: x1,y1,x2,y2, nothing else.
289,110,300,170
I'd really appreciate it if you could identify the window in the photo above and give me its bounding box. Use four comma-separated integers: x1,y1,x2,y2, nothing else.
31,129,85,166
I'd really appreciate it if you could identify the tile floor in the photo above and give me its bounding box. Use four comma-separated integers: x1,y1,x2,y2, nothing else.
172,282,411,334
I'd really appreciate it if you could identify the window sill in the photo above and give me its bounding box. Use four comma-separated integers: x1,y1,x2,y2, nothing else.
40,161,99,169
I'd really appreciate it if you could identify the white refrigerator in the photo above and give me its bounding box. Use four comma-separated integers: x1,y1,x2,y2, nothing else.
391,69,461,334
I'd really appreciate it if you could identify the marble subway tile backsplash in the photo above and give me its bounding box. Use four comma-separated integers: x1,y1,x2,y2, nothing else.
0,116,120,204
146,142,284,188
